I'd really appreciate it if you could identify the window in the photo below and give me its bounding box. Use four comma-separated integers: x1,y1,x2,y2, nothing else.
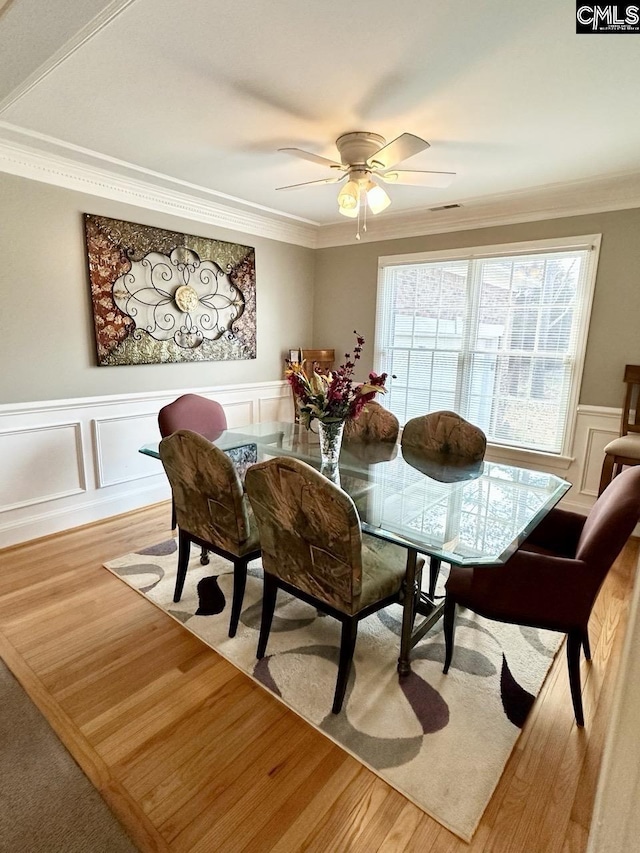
374,236,601,455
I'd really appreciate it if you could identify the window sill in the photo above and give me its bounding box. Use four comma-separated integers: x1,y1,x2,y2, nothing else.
485,443,574,472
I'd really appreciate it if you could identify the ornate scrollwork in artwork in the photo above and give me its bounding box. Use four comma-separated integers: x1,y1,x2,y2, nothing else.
112,247,245,349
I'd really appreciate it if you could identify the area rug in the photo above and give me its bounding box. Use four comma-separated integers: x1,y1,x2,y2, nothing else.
105,541,563,842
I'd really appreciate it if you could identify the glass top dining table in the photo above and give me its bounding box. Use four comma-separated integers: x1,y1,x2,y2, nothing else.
140,420,571,672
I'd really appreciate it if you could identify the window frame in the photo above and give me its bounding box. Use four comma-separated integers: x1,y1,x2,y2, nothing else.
374,234,602,460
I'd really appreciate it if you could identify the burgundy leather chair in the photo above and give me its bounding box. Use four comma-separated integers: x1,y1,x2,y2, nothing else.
158,394,227,444
443,466,640,726
158,394,228,558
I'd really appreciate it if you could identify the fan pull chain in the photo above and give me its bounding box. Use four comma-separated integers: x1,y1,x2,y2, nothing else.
363,197,368,233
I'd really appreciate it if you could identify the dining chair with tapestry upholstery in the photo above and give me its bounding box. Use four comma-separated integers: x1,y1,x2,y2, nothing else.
442,465,640,727
159,429,260,638
401,410,487,598
158,393,228,562
343,400,400,443
598,364,640,495
245,456,417,714
342,400,400,467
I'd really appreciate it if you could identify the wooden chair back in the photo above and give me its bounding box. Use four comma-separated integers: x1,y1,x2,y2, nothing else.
620,364,640,436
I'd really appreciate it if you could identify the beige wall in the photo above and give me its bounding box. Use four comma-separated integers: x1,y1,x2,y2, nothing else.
313,209,640,407
0,173,315,404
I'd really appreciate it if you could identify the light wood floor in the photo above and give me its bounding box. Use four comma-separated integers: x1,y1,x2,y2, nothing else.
0,503,636,852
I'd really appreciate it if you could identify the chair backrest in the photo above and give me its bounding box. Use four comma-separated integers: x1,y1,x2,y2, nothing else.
245,457,363,612
343,401,399,443
158,394,227,440
401,410,486,462
159,430,252,550
620,364,640,436
576,466,640,575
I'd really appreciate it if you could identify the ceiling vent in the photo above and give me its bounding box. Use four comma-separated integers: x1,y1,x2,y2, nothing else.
429,203,462,212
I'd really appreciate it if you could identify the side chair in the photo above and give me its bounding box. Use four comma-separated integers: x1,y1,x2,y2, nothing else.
442,465,640,727
598,364,640,495
245,456,416,714
401,410,487,598
158,393,228,562
343,400,399,443
159,430,260,638
342,401,400,466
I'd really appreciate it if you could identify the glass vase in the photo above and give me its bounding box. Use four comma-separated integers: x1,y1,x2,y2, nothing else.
317,419,345,470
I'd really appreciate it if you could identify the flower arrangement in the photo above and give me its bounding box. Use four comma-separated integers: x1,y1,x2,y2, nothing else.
286,332,388,429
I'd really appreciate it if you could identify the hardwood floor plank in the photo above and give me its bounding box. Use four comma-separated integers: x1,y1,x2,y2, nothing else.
190,735,345,853
300,771,390,853
375,800,427,852
241,747,351,852
165,715,322,851
118,674,258,798
264,756,364,852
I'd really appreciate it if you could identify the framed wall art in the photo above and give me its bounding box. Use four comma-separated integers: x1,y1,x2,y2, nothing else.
84,214,256,366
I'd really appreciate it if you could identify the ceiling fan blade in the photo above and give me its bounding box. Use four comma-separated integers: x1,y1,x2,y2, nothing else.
366,133,430,170
276,175,346,191
278,147,343,169
378,169,456,188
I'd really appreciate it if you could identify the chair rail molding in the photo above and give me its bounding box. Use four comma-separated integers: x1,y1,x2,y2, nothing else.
0,381,291,548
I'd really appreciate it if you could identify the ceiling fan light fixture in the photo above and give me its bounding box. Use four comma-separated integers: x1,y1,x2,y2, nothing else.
365,180,391,214
337,180,360,213
338,203,359,218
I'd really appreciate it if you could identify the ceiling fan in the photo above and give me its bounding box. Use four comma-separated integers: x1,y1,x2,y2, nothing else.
277,132,455,230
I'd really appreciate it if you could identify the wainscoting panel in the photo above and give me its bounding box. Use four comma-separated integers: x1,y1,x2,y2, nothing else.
259,394,294,424
0,422,84,512
223,401,255,429
581,427,619,496
93,412,162,488
0,395,618,548
0,382,290,548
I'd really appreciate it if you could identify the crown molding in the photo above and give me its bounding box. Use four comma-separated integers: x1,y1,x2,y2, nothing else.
315,171,640,248
0,123,319,248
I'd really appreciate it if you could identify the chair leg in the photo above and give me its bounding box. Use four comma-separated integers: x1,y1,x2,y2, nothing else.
171,497,177,531
582,627,591,661
174,529,191,602
257,573,278,659
567,630,585,727
443,596,456,674
200,547,209,565
598,453,616,496
229,557,249,638
333,618,358,714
